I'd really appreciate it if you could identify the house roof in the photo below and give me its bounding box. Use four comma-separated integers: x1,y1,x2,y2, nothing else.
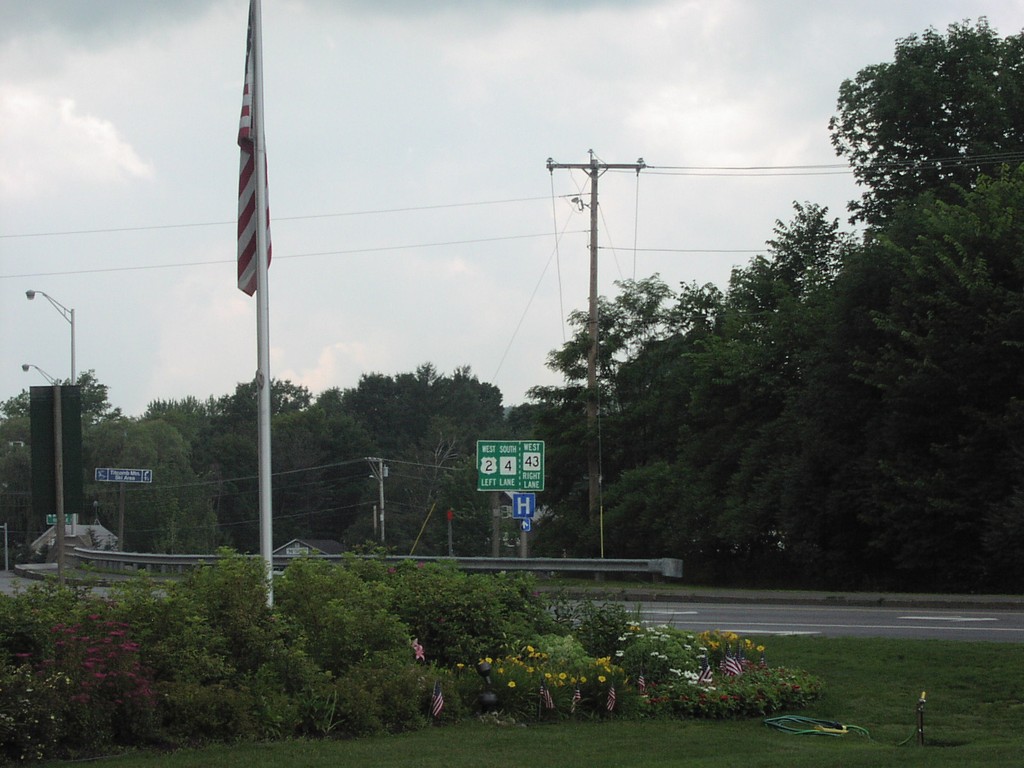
273,538,345,556
30,522,118,556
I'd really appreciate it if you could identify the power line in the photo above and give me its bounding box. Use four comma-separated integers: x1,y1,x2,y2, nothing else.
602,246,763,254
0,230,586,280
0,195,566,240
637,151,1024,177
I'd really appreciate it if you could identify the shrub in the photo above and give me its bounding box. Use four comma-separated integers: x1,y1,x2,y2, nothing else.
275,558,408,675
533,633,592,669
157,681,262,744
38,614,159,753
178,550,276,677
0,580,92,663
0,662,64,762
615,623,702,682
548,594,634,658
384,561,555,666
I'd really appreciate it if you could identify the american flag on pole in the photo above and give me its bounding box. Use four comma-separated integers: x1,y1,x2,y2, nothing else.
540,682,555,710
697,655,713,686
430,680,444,718
724,649,744,677
637,671,646,694
606,685,616,711
237,0,271,295
571,685,581,713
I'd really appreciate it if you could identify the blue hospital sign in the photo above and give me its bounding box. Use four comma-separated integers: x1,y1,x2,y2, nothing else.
511,493,536,519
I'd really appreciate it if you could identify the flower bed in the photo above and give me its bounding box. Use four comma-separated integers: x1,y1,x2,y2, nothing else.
435,626,822,722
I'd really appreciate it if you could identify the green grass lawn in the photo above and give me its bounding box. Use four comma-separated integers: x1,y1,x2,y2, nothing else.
80,636,1024,768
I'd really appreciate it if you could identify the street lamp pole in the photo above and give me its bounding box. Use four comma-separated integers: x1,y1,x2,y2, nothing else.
21,364,58,385
26,290,75,384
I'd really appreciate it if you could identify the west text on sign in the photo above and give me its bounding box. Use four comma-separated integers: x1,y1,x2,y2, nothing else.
476,440,544,491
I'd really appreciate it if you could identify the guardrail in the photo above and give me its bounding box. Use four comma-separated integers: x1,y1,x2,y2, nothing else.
69,548,683,580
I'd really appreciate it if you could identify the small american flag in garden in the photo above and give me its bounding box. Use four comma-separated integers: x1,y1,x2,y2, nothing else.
571,685,581,713
759,649,768,668
540,682,555,710
637,672,646,694
697,655,713,685
431,681,444,718
606,685,616,711
724,650,744,677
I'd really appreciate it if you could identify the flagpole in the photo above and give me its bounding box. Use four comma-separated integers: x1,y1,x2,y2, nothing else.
250,0,274,606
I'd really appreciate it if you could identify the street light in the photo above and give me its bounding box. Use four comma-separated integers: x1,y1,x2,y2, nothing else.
26,289,75,384
21,363,59,385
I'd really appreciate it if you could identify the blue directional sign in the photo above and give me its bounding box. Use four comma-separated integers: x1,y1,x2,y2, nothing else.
511,492,536,519
95,467,153,483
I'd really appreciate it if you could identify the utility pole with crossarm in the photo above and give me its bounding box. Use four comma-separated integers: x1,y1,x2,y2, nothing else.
546,151,645,556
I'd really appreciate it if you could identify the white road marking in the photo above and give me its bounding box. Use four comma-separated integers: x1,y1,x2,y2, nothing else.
899,616,997,622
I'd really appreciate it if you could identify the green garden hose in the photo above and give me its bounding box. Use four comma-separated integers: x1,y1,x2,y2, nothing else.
763,715,871,738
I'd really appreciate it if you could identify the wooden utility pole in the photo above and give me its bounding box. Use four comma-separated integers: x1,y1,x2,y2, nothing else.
53,385,65,586
546,151,645,555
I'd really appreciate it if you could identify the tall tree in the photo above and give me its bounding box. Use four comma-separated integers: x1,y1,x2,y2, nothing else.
851,169,1024,589
830,18,1024,225
339,365,505,553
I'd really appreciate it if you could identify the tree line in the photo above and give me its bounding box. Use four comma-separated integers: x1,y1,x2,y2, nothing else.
529,19,1024,592
1,19,1023,592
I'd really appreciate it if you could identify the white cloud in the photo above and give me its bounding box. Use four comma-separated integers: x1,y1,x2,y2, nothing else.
3,0,1023,417
0,87,154,201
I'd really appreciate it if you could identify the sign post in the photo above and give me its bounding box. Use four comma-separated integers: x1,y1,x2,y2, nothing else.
477,442,543,559
95,467,153,551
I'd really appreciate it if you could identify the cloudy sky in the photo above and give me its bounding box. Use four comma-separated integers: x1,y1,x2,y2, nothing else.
2,1,1022,417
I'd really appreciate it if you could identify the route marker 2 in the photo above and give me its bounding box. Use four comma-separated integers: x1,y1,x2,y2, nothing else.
476,440,544,492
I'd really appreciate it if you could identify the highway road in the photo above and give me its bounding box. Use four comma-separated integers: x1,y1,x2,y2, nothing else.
631,600,1024,642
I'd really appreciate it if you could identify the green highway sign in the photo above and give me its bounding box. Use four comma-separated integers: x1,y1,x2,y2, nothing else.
476,440,545,492
46,514,74,525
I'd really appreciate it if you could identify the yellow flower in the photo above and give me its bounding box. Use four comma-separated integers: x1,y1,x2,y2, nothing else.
508,681,516,689
456,663,465,669
580,676,587,684
526,666,534,674
526,645,535,653
598,675,607,683
545,672,552,679
756,645,766,653
498,668,505,674
559,672,567,680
